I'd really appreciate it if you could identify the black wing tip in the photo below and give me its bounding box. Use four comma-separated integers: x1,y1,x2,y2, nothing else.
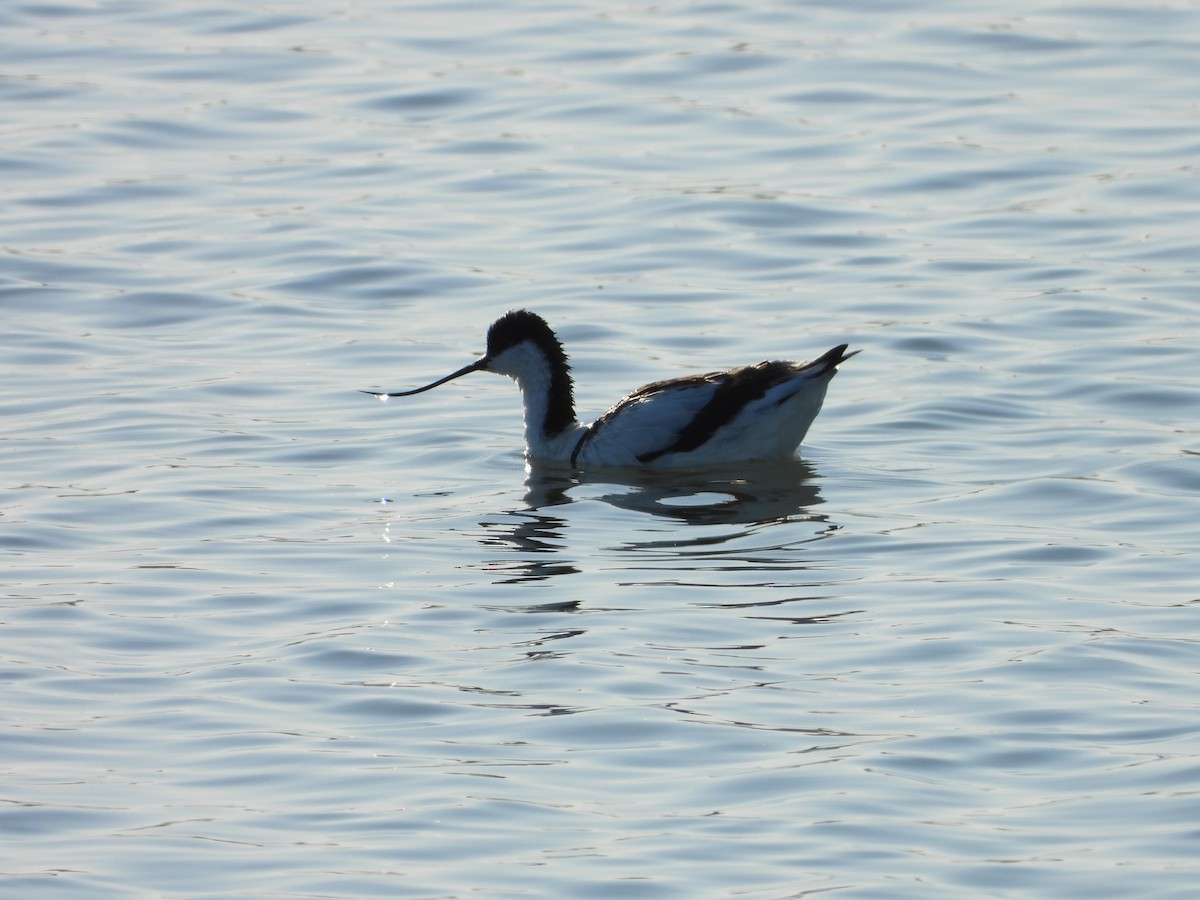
813,343,861,373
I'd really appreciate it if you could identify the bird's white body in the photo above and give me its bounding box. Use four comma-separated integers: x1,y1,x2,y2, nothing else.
573,369,834,468
366,310,857,470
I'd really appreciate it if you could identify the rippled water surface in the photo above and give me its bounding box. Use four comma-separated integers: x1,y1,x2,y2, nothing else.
3,1,1199,896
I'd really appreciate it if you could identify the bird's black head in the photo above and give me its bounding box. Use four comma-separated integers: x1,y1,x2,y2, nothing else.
485,309,563,362
483,309,576,436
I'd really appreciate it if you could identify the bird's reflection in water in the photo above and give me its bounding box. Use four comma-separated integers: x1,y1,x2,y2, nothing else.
563,457,823,526
476,457,831,589
476,505,579,587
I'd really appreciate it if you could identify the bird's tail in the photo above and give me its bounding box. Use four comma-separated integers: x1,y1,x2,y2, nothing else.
809,343,861,377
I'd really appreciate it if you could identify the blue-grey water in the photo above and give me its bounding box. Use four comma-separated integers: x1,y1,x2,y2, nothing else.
3,1,1198,896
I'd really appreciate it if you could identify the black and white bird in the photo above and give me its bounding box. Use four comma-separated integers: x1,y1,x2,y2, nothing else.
363,310,858,469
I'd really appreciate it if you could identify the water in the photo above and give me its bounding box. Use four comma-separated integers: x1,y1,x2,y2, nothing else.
3,0,1198,896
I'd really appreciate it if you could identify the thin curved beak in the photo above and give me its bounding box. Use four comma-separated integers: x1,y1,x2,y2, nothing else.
361,358,487,399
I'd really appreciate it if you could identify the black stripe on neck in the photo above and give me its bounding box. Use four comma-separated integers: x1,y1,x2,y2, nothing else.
569,426,592,466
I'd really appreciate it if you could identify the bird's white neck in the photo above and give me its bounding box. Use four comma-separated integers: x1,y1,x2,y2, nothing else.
489,341,585,462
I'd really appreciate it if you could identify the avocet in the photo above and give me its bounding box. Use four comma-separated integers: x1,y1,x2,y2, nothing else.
363,309,857,469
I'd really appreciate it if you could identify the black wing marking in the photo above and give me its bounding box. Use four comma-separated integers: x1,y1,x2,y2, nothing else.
573,344,856,467
635,361,796,464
